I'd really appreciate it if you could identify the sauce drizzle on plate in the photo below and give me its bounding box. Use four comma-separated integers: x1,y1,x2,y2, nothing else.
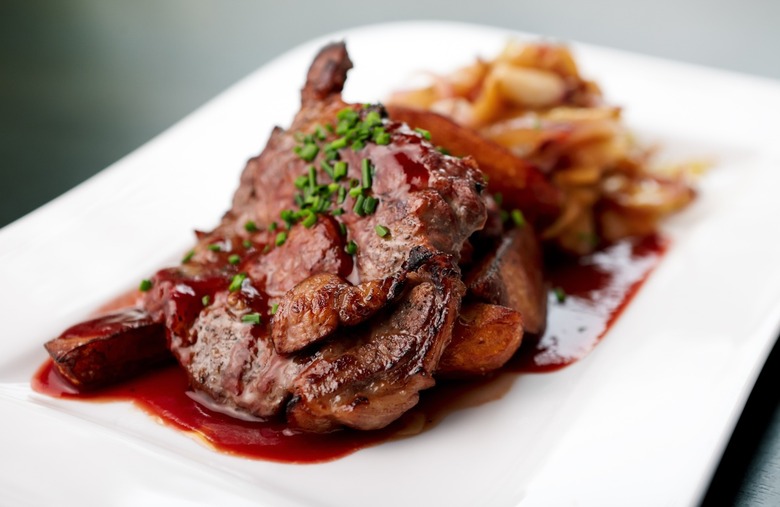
32,235,666,463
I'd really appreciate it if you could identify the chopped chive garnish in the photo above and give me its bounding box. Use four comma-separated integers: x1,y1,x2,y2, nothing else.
338,185,347,203
331,207,345,216
241,313,261,324
229,273,247,292
349,178,360,188
314,124,327,140
139,279,152,292
329,137,348,150
333,161,347,181
339,222,347,236
375,225,390,238
414,127,432,141
553,287,567,303
302,212,317,228
269,222,278,232
275,231,288,247
361,159,373,189
228,254,241,265
243,239,252,249
374,130,390,145
321,160,335,179
262,244,271,253
337,107,359,123
308,165,317,190
336,121,351,136
493,193,503,206
244,220,259,232
348,186,363,198
280,209,296,228
310,195,322,211
207,243,221,252
345,240,358,255
436,146,450,155
202,295,211,306
318,196,330,212
270,303,279,315
297,143,319,162
294,175,309,190
351,139,365,151
181,249,195,264
510,209,525,228
353,194,366,216
364,110,382,127
363,196,378,215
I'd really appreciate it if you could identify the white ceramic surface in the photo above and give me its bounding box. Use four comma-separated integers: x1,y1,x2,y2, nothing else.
2,21,780,507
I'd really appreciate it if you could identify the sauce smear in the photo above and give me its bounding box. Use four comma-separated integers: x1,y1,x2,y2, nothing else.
32,235,666,463
33,360,403,463
512,234,667,371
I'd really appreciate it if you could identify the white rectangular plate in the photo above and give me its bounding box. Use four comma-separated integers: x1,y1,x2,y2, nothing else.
2,21,780,507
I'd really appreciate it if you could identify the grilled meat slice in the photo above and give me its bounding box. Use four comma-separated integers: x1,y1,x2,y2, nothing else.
42,42,557,432
134,42,487,431
287,249,465,432
271,270,406,355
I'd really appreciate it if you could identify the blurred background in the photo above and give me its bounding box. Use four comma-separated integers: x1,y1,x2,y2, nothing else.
1,1,778,504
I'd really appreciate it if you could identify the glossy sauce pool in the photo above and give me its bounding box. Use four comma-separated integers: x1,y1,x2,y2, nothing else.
32,235,667,463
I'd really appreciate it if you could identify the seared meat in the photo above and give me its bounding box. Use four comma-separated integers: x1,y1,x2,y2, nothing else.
45,42,554,433
134,42,486,431
271,270,406,355
437,197,543,376
286,248,465,431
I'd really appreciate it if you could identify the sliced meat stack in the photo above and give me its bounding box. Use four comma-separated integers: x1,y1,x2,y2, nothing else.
45,42,547,432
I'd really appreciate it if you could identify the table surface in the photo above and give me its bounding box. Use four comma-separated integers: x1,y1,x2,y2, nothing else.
2,2,779,505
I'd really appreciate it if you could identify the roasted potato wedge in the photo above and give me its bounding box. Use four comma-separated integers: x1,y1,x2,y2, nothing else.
465,224,547,336
438,303,523,376
44,308,170,389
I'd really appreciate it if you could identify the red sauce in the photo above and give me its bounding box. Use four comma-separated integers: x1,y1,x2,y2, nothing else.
369,131,430,191
512,234,667,371
32,235,666,463
394,148,431,189
32,360,406,463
